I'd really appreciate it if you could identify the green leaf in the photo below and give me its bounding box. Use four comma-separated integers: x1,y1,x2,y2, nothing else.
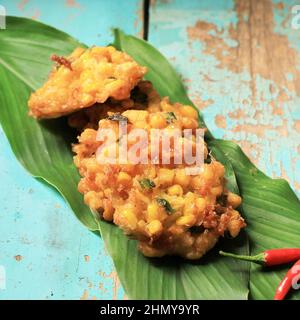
0,17,97,231
211,140,300,300
99,220,249,299
110,29,300,300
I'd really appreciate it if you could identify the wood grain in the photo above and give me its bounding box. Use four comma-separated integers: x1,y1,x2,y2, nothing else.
149,0,300,195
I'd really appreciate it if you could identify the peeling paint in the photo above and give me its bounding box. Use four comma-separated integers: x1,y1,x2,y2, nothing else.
80,289,89,300
17,0,29,11
65,0,81,9
149,0,299,196
14,255,22,261
215,114,227,129
187,0,300,95
295,120,300,133
31,9,40,20
135,0,144,38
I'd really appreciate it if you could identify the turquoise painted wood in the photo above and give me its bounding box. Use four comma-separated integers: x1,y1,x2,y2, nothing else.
0,0,299,300
149,0,300,197
0,0,143,300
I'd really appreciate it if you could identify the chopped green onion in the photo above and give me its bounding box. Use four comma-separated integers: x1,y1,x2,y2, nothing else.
156,197,175,214
139,178,156,190
165,111,177,124
107,113,128,122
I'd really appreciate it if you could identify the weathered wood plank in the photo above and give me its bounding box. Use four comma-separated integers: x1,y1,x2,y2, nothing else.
149,0,300,196
3,0,144,45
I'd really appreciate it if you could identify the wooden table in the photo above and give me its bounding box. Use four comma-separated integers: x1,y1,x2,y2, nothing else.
0,0,299,299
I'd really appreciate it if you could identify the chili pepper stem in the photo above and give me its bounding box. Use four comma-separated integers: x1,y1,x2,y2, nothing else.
219,251,265,265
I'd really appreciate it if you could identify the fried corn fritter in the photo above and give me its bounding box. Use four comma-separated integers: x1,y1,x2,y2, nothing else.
72,82,246,259
68,81,155,131
28,46,146,118
28,44,246,259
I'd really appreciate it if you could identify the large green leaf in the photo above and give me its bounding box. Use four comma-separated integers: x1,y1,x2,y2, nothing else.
0,17,96,231
212,140,300,300
0,18,299,300
109,30,300,300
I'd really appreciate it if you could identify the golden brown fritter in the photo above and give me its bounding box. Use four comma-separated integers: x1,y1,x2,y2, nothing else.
72,82,246,259
68,80,159,131
28,46,147,119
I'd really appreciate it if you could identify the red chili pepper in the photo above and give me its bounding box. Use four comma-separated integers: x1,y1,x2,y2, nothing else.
274,259,300,300
219,248,300,266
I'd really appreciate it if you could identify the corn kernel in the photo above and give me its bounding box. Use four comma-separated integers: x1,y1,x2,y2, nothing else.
202,164,214,181
167,196,185,211
147,202,160,221
95,172,106,187
78,129,97,144
176,215,196,227
191,176,202,189
123,208,138,229
212,161,225,177
149,113,166,128
180,105,199,119
122,110,149,129
183,194,196,216
85,158,100,174
227,210,245,238
135,189,151,204
78,178,89,193
84,191,102,210
144,165,156,179
227,192,242,208
158,168,174,186
137,220,146,229
103,199,114,221
81,93,94,105
146,220,163,237
181,117,198,129
160,98,173,112
174,169,191,188
117,172,132,186
167,184,183,196
195,197,206,212
211,185,223,196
